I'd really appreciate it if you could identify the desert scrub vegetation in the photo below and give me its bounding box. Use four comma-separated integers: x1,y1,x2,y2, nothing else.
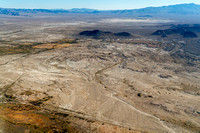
0,38,77,55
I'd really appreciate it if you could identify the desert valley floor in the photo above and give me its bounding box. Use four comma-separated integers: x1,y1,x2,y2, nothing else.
0,15,199,133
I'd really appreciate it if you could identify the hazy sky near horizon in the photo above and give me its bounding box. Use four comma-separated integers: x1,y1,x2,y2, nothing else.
0,0,200,10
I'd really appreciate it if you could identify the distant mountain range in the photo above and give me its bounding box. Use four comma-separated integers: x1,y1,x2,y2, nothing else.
113,3,200,14
0,3,200,16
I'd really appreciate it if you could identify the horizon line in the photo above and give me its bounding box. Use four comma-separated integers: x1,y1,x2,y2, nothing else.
0,3,199,11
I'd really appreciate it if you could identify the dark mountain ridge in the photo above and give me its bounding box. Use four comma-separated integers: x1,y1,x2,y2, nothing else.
152,24,200,38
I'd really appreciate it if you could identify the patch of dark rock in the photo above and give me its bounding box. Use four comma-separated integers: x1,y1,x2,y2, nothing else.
30,100,43,106
49,117,56,120
86,119,95,123
144,95,153,98
159,74,172,79
55,112,69,117
30,96,53,106
148,95,153,98
97,56,108,61
4,94,16,101
74,115,86,121
137,93,142,97
149,102,174,113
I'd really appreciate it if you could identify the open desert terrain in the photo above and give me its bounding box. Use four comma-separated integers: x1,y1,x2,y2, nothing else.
0,7,200,133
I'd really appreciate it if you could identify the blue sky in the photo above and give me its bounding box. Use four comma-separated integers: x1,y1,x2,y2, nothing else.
0,0,200,10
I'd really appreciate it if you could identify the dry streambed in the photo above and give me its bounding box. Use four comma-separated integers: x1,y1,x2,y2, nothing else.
0,39,199,133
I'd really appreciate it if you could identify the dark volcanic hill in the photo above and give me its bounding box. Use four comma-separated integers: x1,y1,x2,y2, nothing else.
152,24,199,38
79,30,132,39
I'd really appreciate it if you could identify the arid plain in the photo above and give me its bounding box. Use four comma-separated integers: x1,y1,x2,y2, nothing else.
0,14,200,133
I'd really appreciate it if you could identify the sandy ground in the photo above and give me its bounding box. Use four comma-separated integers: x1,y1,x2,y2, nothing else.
0,16,199,133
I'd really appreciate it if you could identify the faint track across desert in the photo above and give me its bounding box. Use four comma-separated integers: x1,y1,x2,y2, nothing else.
94,58,176,133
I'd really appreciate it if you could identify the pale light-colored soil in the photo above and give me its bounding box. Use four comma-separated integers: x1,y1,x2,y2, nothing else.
0,16,199,132
0,39,199,133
